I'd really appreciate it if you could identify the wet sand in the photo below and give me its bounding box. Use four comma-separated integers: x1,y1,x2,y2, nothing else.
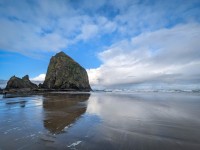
0,92,200,150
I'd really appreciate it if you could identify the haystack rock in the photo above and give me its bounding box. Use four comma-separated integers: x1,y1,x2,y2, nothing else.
6,75,38,89
42,51,91,91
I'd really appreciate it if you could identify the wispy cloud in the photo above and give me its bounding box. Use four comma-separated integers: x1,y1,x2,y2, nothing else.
0,0,199,55
31,74,46,81
0,0,118,55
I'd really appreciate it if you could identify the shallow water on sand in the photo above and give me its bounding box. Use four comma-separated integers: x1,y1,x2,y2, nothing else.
0,92,200,150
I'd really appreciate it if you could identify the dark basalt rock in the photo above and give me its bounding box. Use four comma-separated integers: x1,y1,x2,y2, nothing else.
0,88,3,94
41,51,91,91
5,75,38,90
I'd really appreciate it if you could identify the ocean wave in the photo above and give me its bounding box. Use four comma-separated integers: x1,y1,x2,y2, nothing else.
93,89,200,93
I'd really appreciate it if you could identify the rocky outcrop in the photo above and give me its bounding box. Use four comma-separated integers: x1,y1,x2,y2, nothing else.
5,75,38,89
0,88,3,94
41,51,91,91
5,51,91,93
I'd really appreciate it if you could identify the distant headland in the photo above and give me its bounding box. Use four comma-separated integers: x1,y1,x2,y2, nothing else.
3,51,91,96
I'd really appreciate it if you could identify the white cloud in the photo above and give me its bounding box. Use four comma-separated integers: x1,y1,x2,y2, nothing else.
87,68,101,85
87,23,200,88
31,74,46,81
0,0,119,55
97,16,117,33
75,24,99,41
0,0,199,56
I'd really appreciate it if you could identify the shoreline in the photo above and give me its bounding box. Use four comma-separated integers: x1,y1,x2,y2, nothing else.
1,88,200,99
0,88,92,98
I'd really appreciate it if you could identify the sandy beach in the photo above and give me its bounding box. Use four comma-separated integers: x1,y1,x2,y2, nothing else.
0,92,200,150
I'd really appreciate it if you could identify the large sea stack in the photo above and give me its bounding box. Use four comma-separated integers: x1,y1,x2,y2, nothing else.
6,75,38,90
42,51,91,91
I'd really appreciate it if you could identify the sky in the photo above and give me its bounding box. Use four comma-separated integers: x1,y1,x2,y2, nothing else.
0,0,200,89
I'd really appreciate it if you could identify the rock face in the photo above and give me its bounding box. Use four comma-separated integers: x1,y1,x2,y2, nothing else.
6,75,38,89
42,51,91,91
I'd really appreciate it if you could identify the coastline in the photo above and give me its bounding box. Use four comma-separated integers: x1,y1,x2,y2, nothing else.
1,88,200,99
0,88,92,98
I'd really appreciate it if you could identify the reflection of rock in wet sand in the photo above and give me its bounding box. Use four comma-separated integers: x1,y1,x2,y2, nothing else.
42,93,90,134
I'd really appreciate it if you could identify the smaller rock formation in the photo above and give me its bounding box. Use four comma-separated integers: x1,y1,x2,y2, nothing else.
5,75,38,90
0,87,3,94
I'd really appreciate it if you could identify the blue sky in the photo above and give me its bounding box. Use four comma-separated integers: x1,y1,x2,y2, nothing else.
0,0,200,89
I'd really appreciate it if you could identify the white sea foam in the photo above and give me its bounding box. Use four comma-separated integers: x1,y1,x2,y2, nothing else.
67,141,82,148
93,88,200,94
